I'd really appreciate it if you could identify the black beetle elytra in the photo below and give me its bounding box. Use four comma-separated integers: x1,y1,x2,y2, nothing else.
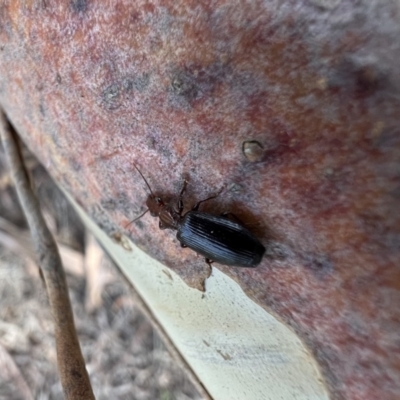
128,164,265,267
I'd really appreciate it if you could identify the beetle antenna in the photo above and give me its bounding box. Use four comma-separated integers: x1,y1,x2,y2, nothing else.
125,208,149,228
133,163,155,196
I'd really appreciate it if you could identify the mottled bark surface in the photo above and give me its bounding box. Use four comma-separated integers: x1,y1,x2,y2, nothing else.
1,1,399,399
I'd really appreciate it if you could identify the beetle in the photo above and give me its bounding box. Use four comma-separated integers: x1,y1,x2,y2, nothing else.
128,164,265,267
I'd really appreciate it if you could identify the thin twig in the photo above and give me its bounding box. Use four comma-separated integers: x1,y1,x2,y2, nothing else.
0,111,95,400
0,343,34,400
0,215,85,277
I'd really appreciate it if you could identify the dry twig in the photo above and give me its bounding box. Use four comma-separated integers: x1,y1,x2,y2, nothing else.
0,111,95,400
0,215,85,277
84,231,114,312
0,342,34,400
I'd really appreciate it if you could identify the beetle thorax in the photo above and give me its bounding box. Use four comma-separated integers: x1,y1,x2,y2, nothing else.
159,205,181,230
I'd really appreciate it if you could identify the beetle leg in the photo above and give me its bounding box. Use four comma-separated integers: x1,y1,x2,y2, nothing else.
178,179,188,216
192,194,218,211
159,220,167,230
205,258,213,283
192,186,224,211
220,211,244,225
180,242,187,248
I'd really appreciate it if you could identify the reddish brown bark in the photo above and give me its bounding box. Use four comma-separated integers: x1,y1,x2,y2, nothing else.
1,1,399,399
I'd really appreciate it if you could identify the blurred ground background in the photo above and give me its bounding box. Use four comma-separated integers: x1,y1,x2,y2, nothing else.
0,143,202,400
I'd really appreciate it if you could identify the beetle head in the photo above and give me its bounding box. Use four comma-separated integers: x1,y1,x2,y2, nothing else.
146,195,164,217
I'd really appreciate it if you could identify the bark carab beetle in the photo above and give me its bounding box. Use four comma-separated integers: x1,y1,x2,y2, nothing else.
129,165,265,267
